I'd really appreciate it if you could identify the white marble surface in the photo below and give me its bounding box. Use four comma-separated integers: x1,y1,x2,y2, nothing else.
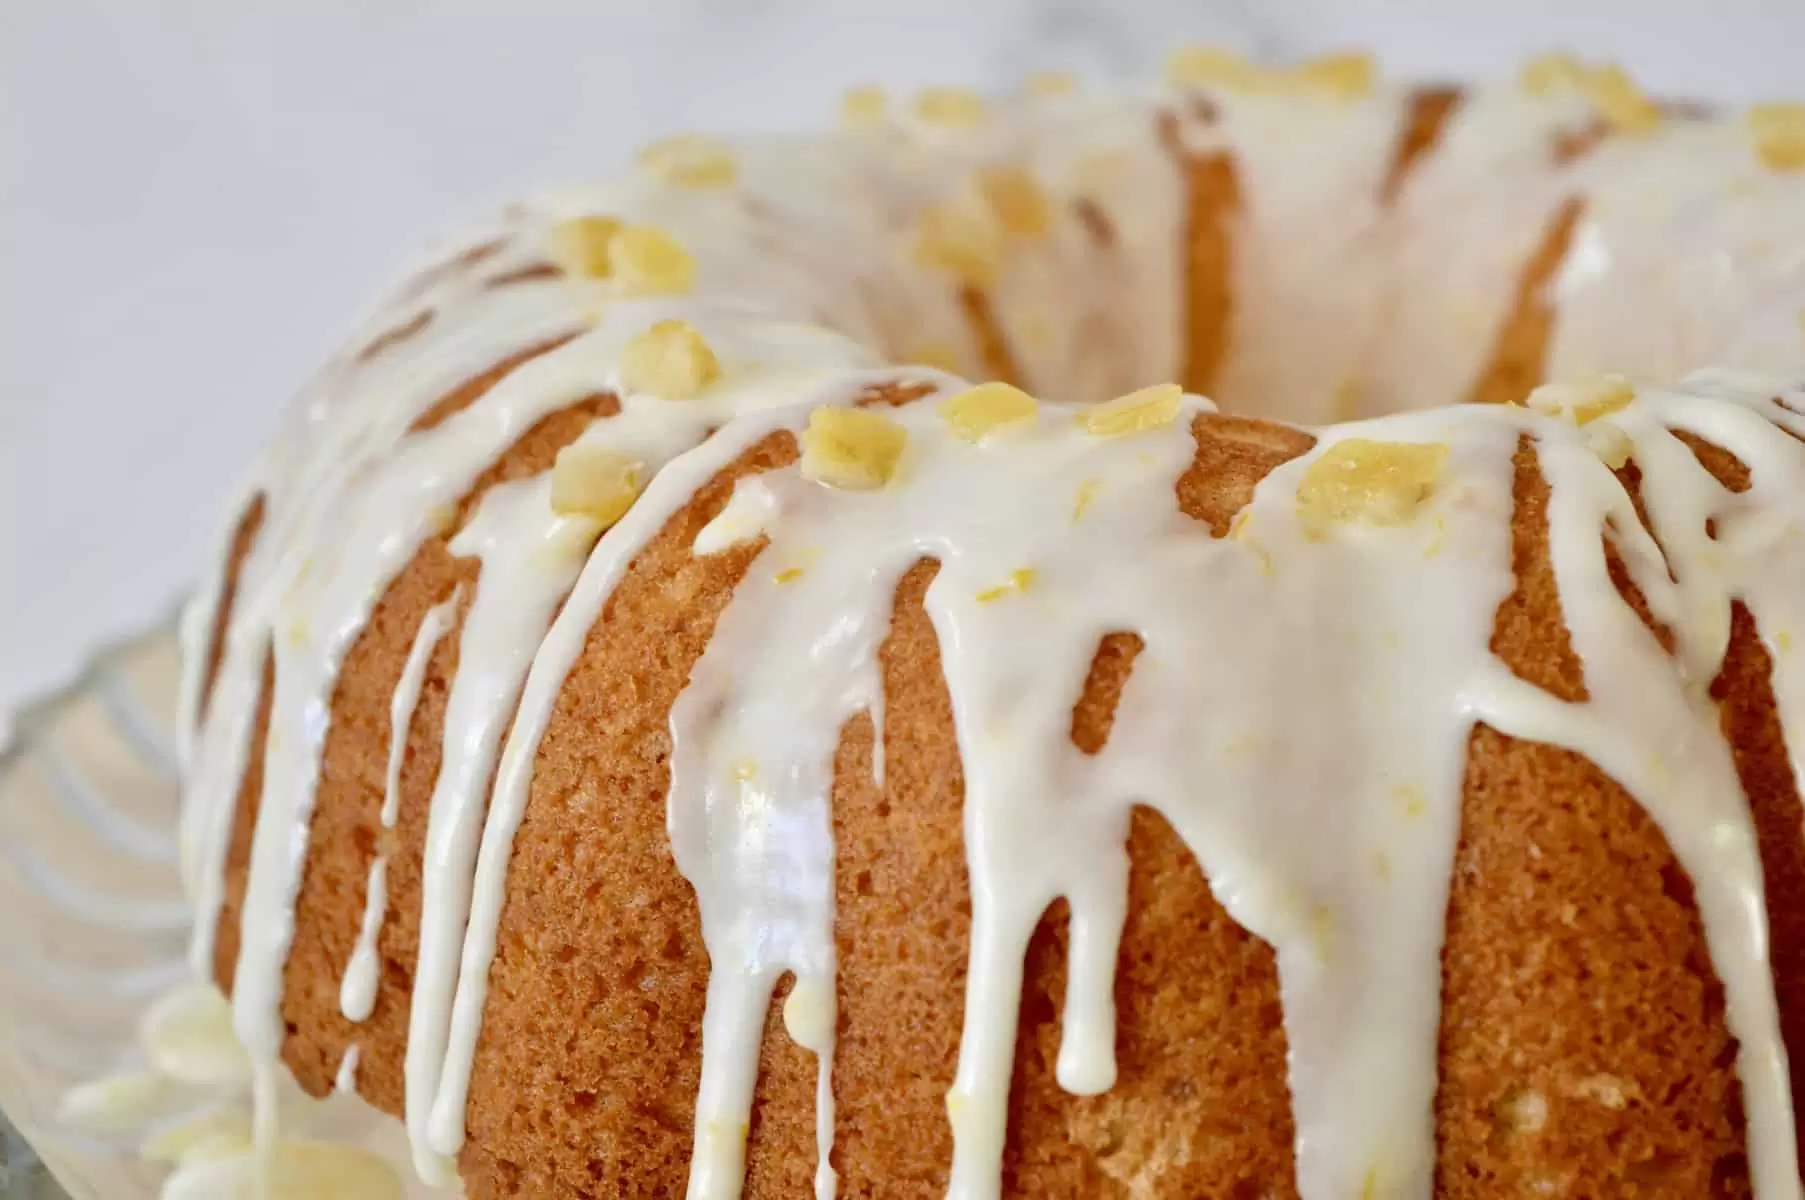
3,0,1804,739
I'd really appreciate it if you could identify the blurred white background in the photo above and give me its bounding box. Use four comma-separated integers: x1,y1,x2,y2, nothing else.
3,0,1803,737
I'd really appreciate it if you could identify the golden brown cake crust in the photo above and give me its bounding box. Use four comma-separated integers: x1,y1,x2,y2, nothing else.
1171,151,1238,398
208,383,1792,1195
197,101,1805,1196
1688,436,1805,1137
1433,443,1750,1196
1467,200,1583,408
960,286,1027,388
1382,86,1464,204
196,494,264,719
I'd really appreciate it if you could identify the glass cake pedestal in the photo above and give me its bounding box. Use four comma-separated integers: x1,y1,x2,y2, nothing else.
0,621,190,1199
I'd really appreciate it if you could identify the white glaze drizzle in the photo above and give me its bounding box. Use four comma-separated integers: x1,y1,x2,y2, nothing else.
1198,87,1412,423
170,68,1805,1200
655,392,1523,1196
228,306,615,1075
422,382,915,1173
172,478,257,781
342,589,460,1024
399,474,612,1183
1369,84,1596,413
183,278,595,978
1550,125,1805,384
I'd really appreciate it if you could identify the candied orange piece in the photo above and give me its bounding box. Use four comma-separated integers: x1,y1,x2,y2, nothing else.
1296,438,1449,534
619,320,721,400
800,407,908,490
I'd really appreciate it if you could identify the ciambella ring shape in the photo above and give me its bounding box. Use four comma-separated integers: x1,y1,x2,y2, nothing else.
87,49,1805,1200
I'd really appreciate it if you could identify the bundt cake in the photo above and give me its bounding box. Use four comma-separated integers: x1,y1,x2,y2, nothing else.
169,50,1805,1198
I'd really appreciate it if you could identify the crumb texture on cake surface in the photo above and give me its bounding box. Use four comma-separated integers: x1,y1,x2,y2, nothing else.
163,47,1805,1200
